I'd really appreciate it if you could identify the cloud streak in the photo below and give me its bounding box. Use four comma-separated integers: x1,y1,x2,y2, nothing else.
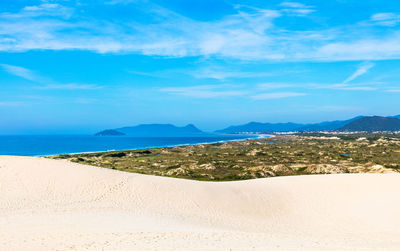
40,83,101,90
257,83,295,89
1,63,99,90
0,64,40,81
279,2,315,16
0,101,25,106
370,13,400,26
251,92,306,100
160,85,246,98
160,84,309,100
342,62,375,84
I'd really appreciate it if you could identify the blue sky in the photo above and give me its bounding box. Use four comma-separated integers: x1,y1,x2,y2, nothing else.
0,0,400,134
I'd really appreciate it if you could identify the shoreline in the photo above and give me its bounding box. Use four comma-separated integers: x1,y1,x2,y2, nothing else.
40,134,271,157
50,133,399,181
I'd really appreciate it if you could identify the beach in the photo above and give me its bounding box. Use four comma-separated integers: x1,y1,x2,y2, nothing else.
1,155,400,250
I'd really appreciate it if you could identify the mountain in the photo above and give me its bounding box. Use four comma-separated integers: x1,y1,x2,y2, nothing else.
297,116,363,131
215,122,303,134
94,129,126,136
338,116,400,132
96,124,205,137
96,115,400,136
215,117,363,134
388,115,400,119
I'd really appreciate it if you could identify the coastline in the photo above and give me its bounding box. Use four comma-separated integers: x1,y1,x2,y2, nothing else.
40,134,271,157
50,133,399,181
0,134,269,157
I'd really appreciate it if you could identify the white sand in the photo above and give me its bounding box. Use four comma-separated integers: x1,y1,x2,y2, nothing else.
1,156,400,250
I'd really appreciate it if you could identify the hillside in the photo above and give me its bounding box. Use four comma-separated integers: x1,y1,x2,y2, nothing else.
215,117,363,134
96,124,205,137
94,129,125,136
297,116,363,131
339,116,400,132
215,122,303,133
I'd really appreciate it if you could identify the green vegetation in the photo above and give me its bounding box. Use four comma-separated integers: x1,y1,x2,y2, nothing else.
49,134,400,181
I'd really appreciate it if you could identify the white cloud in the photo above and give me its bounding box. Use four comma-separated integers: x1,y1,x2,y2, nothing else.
0,64,39,81
160,85,246,98
190,68,275,80
307,83,377,91
0,3,298,59
74,98,98,104
280,2,315,16
160,81,377,101
342,62,375,84
280,2,308,8
1,3,73,19
40,83,101,90
0,101,25,106
371,13,400,26
315,105,362,112
313,36,400,61
1,64,99,90
386,89,400,93
105,0,138,5
0,2,399,62
127,70,159,77
257,83,294,89
251,92,306,100
337,86,376,91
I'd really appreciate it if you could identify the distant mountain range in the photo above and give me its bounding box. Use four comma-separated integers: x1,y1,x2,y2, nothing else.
215,116,363,133
95,124,205,137
95,129,126,136
95,115,400,136
215,115,400,134
338,116,400,132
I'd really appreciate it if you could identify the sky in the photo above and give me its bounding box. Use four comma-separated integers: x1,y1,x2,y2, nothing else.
0,0,400,134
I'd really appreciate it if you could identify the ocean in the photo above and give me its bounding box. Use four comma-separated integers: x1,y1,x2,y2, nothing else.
0,134,259,156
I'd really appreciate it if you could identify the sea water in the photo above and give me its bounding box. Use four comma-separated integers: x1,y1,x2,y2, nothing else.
0,134,260,156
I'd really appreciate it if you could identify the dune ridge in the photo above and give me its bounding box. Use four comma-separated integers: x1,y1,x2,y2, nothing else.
1,156,400,250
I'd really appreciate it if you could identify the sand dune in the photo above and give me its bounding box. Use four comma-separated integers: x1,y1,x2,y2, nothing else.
1,156,400,250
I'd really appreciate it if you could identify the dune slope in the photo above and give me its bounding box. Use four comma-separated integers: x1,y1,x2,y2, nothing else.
1,156,400,250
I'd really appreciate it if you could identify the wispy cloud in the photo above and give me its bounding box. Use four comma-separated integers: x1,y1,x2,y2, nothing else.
1,63,99,90
160,79,378,100
370,13,400,26
105,0,138,5
128,70,159,77
74,98,98,104
386,88,400,93
313,36,400,61
257,83,294,89
0,101,25,106
337,86,376,91
1,3,73,19
0,64,40,81
280,2,309,8
307,83,377,91
40,83,101,90
251,92,306,100
190,68,275,80
279,2,315,16
160,85,246,98
342,62,375,84
0,2,399,62
314,105,363,112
